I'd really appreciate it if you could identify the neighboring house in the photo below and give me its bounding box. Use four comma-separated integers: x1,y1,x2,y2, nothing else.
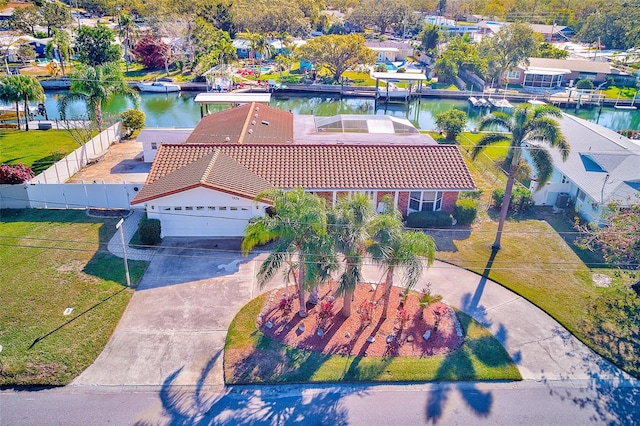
132,103,476,237
232,39,251,59
366,41,413,63
529,24,575,42
508,58,622,88
526,113,640,224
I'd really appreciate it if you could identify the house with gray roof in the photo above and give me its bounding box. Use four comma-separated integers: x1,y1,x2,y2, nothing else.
525,114,640,224
508,58,623,88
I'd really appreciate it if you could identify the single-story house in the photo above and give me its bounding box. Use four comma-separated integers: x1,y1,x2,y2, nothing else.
365,41,413,63
507,58,621,88
529,24,575,42
132,103,476,237
525,113,640,224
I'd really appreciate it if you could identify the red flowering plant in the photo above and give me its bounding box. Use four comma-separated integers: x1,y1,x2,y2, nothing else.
357,299,375,329
278,294,294,317
433,304,449,332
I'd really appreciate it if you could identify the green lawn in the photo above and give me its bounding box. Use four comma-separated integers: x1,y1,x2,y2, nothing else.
224,295,521,384
0,130,80,175
435,148,640,378
599,86,638,99
0,209,148,386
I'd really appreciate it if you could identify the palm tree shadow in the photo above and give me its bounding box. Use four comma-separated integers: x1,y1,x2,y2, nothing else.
149,351,224,425
459,249,498,328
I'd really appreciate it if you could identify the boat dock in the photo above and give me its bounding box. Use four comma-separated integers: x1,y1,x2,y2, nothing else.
543,89,605,109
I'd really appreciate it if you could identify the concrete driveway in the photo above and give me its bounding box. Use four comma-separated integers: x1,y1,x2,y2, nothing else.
74,237,635,390
73,238,276,388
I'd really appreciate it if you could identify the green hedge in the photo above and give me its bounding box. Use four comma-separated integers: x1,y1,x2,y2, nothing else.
406,211,453,228
138,218,162,245
492,187,533,213
454,199,477,225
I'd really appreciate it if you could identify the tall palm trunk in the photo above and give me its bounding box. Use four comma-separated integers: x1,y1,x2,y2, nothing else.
381,266,395,319
493,154,520,250
341,262,356,318
22,97,30,131
56,47,66,77
14,102,20,130
297,258,307,318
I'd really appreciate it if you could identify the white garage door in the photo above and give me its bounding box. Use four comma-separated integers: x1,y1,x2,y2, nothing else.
158,206,255,237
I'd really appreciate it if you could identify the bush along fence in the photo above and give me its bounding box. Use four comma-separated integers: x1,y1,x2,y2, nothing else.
0,122,145,210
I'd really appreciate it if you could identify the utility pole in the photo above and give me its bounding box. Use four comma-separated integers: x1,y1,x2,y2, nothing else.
115,218,131,287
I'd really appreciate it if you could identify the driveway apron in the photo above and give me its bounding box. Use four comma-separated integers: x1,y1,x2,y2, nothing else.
73,238,275,388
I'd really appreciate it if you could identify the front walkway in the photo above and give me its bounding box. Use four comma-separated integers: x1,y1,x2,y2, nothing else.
106,209,155,261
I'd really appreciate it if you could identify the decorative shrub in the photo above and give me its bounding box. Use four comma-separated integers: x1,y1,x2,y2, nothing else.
575,79,594,90
120,109,146,138
278,295,294,316
454,199,477,225
433,304,449,332
0,163,34,184
138,218,162,245
419,283,442,309
317,299,334,326
357,299,374,328
396,67,406,73
406,211,453,228
492,187,533,213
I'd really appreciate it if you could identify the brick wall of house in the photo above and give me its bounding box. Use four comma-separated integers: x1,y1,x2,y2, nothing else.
397,191,410,216
376,191,394,208
314,191,333,205
442,192,458,213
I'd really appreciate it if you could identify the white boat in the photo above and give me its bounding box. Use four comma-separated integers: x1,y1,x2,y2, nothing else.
137,81,181,93
489,98,514,109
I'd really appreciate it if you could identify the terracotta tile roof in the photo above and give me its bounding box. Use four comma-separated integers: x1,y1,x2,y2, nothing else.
132,147,272,203
185,102,294,144
132,144,476,204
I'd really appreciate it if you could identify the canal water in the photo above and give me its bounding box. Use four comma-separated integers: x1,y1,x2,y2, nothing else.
39,90,640,131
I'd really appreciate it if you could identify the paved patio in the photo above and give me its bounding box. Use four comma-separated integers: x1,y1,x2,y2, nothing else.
66,138,150,184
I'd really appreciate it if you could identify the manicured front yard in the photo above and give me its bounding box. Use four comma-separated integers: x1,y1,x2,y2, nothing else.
224,295,521,384
0,209,148,386
435,145,640,378
0,130,80,175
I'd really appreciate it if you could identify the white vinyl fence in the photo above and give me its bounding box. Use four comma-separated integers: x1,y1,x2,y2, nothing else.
32,122,122,184
26,182,142,210
0,122,147,211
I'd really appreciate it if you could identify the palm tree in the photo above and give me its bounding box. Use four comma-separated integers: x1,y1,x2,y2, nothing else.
118,10,137,73
58,63,140,131
45,29,74,77
239,31,272,76
472,103,569,250
242,188,333,318
369,202,436,319
1,75,44,131
329,194,375,318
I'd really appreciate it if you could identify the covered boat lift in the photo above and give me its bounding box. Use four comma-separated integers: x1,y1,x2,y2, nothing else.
371,72,428,105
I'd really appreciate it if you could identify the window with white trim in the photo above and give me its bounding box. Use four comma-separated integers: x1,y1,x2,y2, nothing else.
151,142,158,150
408,191,443,212
576,188,586,202
506,70,520,79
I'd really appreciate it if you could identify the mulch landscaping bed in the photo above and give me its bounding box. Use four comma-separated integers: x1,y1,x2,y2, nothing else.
258,281,464,358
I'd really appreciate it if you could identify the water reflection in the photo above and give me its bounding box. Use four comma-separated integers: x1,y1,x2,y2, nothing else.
37,90,640,131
